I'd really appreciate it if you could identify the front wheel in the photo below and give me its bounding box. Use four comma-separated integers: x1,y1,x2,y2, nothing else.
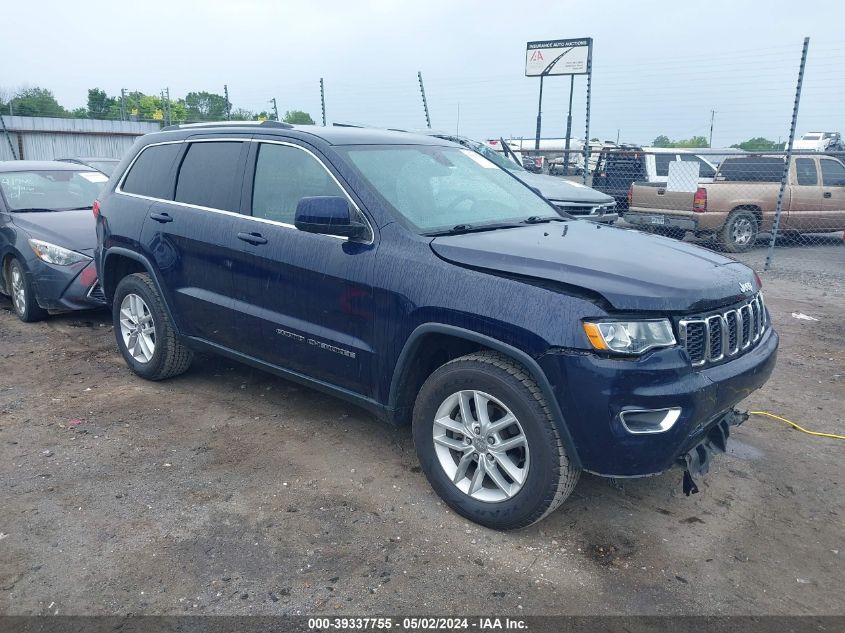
720,210,759,252
412,351,580,530
112,272,193,380
8,258,48,322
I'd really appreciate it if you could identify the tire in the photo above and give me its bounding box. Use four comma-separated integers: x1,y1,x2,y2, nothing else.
719,209,759,253
8,258,48,322
412,351,580,530
112,272,193,380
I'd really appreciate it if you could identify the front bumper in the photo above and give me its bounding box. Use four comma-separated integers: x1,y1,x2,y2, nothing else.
30,259,106,312
539,326,778,477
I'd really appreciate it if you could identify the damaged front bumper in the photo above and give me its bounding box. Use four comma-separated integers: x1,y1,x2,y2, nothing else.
679,408,748,495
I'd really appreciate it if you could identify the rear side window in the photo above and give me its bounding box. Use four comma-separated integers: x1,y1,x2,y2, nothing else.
120,143,182,199
251,143,346,224
175,141,244,211
680,154,716,178
820,159,845,186
795,158,818,185
654,154,674,177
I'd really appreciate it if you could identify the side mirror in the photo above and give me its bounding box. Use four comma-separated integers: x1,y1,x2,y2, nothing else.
294,196,369,240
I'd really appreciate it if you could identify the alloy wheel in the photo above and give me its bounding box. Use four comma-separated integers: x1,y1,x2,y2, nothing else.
119,293,156,363
10,265,26,315
731,217,754,246
432,390,530,503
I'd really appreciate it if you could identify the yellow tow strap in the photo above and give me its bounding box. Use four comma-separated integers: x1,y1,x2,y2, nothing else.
750,411,845,441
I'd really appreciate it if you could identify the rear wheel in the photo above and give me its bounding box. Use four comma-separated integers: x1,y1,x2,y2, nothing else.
720,210,759,252
112,273,193,380
412,351,579,530
8,258,48,322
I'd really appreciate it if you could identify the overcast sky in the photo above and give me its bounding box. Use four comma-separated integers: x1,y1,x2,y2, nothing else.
2,0,843,146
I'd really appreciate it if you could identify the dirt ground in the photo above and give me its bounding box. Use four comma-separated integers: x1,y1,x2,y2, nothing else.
1,243,843,617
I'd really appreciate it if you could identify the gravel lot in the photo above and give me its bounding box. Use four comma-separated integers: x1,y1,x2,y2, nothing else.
1,242,843,616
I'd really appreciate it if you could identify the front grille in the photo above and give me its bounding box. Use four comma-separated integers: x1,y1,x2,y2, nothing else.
679,293,767,367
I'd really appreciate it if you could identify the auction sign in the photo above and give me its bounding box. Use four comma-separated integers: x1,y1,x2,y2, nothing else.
525,38,592,76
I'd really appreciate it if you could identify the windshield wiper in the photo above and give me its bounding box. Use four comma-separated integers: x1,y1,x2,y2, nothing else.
10,207,62,213
522,215,567,224
423,222,524,237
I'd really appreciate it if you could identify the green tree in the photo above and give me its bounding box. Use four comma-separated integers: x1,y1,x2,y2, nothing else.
283,110,315,125
652,135,672,148
730,137,785,151
86,88,118,119
9,88,68,118
674,136,709,148
184,91,228,121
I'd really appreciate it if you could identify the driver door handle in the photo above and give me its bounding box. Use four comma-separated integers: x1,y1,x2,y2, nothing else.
823,192,832,198
237,231,268,245
149,212,173,223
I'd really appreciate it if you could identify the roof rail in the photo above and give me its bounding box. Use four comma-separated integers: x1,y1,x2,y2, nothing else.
160,120,293,132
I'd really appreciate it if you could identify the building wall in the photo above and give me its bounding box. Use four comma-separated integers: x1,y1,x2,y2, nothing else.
0,116,160,162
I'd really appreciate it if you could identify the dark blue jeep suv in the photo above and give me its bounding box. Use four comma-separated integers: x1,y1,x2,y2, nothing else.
95,121,778,530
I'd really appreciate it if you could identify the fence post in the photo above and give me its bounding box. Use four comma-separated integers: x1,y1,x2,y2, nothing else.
320,78,326,126
582,52,593,185
418,71,431,129
765,37,809,271
0,114,17,160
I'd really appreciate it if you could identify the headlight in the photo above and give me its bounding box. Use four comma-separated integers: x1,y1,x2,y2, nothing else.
28,239,91,266
583,319,676,354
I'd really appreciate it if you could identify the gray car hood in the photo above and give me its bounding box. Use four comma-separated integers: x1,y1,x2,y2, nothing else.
513,171,614,205
10,209,97,255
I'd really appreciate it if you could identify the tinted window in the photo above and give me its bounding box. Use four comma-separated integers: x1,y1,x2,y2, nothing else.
795,158,818,185
680,154,716,178
175,142,244,211
654,154,675,177
820,159,845,186
252,143,346,224
121,143,181,199
718,158,784,182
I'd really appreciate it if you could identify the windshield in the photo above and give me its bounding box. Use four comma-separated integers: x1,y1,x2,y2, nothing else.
467,141,524,172
342,145,558,233
802,134,821,140
0,170,107,211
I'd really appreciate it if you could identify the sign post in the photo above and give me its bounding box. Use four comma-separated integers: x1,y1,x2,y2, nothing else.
525,37,593,172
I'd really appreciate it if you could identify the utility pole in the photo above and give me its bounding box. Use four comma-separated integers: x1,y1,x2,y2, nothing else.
224,84,231,120
160,90,166,124
120,88,127,122
534,74,544,151
270,98,280,122
165,87,171,125
319,78,326,126
709,109,716,148
418,71,431,129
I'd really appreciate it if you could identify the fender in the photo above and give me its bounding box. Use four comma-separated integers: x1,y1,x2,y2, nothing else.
101,246,180,333
388,323,582,469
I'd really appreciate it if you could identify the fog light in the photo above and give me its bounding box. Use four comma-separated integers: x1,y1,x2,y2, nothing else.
619,408,682,434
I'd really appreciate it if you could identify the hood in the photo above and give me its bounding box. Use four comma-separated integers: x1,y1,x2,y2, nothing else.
11,209,97,255
513,171,614,205
430,222,758,312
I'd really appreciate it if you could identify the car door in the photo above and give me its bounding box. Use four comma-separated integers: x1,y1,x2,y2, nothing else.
819,157,845,231
227,139,377,396
139,139,249,348
784,157,823,231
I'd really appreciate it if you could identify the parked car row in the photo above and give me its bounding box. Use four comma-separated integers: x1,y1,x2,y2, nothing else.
2,123,778,530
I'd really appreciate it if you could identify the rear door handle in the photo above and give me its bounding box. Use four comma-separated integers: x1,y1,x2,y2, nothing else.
149,212,173,223
657,188,666,195
823,191,832,198
237,231,268,245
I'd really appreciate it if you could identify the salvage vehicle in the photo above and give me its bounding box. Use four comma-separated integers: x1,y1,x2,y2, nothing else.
426,132,617,222
626,154,845,251
0,161,107,321
592,147,717,210
95,121,778,530
792,132,843,153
